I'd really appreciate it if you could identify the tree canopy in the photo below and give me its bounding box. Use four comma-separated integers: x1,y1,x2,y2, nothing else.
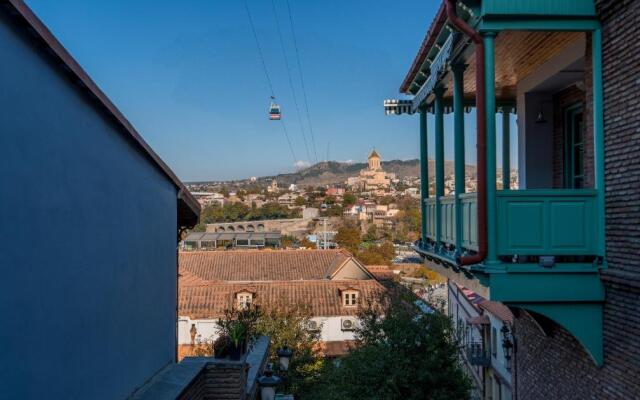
334,224,362,253
256,304,325,398
305,290,471,400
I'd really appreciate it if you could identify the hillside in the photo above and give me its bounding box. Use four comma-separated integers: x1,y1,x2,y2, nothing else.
188,159,485,188
258,159,477,187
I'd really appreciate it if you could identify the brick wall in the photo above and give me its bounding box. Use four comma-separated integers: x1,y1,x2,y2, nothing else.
515,1,640,399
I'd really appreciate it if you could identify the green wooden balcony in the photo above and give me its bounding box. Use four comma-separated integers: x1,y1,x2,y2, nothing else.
496,189,598,256
415,188,605,366
423,189,599,258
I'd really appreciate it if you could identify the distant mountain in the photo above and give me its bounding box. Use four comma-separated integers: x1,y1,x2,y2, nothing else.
258,159,478,187
258,159,416,187
188,159,484,188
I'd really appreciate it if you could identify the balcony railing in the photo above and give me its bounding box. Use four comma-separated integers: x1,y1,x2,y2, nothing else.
422,189,599,258
496,189,598,256
466,342,491,367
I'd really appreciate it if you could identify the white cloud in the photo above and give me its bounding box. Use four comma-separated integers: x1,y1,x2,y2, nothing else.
294,160,311,169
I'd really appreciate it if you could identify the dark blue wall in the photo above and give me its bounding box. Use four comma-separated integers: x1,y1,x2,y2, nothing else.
0,12,179,399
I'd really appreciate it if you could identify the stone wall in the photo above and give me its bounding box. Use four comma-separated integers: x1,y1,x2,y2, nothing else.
515,1,640,399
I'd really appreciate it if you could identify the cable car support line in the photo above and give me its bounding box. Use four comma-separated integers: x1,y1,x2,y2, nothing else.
271,0,311,162
285,0,318,163
242,0,297,163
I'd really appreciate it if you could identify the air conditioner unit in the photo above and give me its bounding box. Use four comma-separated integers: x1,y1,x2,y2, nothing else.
341,317,357,331
307,320,321,332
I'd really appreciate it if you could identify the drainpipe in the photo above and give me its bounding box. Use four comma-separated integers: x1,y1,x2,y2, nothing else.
445,0,487,266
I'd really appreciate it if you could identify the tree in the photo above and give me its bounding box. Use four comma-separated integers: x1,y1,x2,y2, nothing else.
294,196,307,207
363,225,379,242
342,193,357,208
256,304,325,398
356,241,395,266
306,290,471,400
378,195,395,206
299,237,316,249
334,225,361,253
281,235,297,249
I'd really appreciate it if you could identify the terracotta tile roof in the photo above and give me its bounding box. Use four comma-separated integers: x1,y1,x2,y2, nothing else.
179,249,352,282
178,269,212,287
479,301,514,325
365,265,395,281
179,280,385,319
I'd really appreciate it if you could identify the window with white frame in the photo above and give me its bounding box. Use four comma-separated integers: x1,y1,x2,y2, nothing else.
236,292,253,308
342,290,359,307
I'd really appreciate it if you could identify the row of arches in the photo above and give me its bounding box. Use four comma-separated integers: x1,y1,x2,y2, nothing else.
216,223,265,233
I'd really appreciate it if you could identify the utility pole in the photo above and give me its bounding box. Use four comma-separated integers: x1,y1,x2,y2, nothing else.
323,217,328,250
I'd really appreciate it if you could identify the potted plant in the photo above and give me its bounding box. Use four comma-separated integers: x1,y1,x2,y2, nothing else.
228,321,247,360
213,334,230,359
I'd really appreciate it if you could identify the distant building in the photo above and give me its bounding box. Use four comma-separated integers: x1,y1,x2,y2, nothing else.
277,192,299,207
404,187,420,198
448,282,514,400
0,2,200,397
177,250,386,358
346,150,396,193
182,231,282,250
326,187,345,197
267,179,279,193
190,191,225,207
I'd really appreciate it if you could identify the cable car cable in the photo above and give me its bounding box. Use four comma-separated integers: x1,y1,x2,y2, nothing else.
271,0,311,162
243,0,275,97
242,0,297,163
285,0,318,163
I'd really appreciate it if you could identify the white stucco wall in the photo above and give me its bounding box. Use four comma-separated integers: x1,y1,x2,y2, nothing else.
178,316,357,345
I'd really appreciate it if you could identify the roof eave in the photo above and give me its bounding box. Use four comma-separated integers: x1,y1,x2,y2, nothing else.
399,3,448,94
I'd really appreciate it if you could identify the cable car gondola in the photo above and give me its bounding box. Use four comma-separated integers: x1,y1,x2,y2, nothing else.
269,99,281,120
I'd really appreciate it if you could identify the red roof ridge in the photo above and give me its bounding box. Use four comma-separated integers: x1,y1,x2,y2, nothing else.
180,248,344,254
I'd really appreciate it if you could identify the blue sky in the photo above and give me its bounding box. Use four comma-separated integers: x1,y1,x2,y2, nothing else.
26,0,516,182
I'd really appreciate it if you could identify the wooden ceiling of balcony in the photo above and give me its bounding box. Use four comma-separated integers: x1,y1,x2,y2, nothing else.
445,31,584,101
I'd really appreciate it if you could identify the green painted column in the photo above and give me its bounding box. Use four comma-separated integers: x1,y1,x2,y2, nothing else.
434,86,445,247
452,63,466,254
592,28,606,259
419,107,429,245
502,109,510,190
484,32,499,265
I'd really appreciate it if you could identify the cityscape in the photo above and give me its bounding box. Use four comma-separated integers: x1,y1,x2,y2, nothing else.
2,1,639,400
